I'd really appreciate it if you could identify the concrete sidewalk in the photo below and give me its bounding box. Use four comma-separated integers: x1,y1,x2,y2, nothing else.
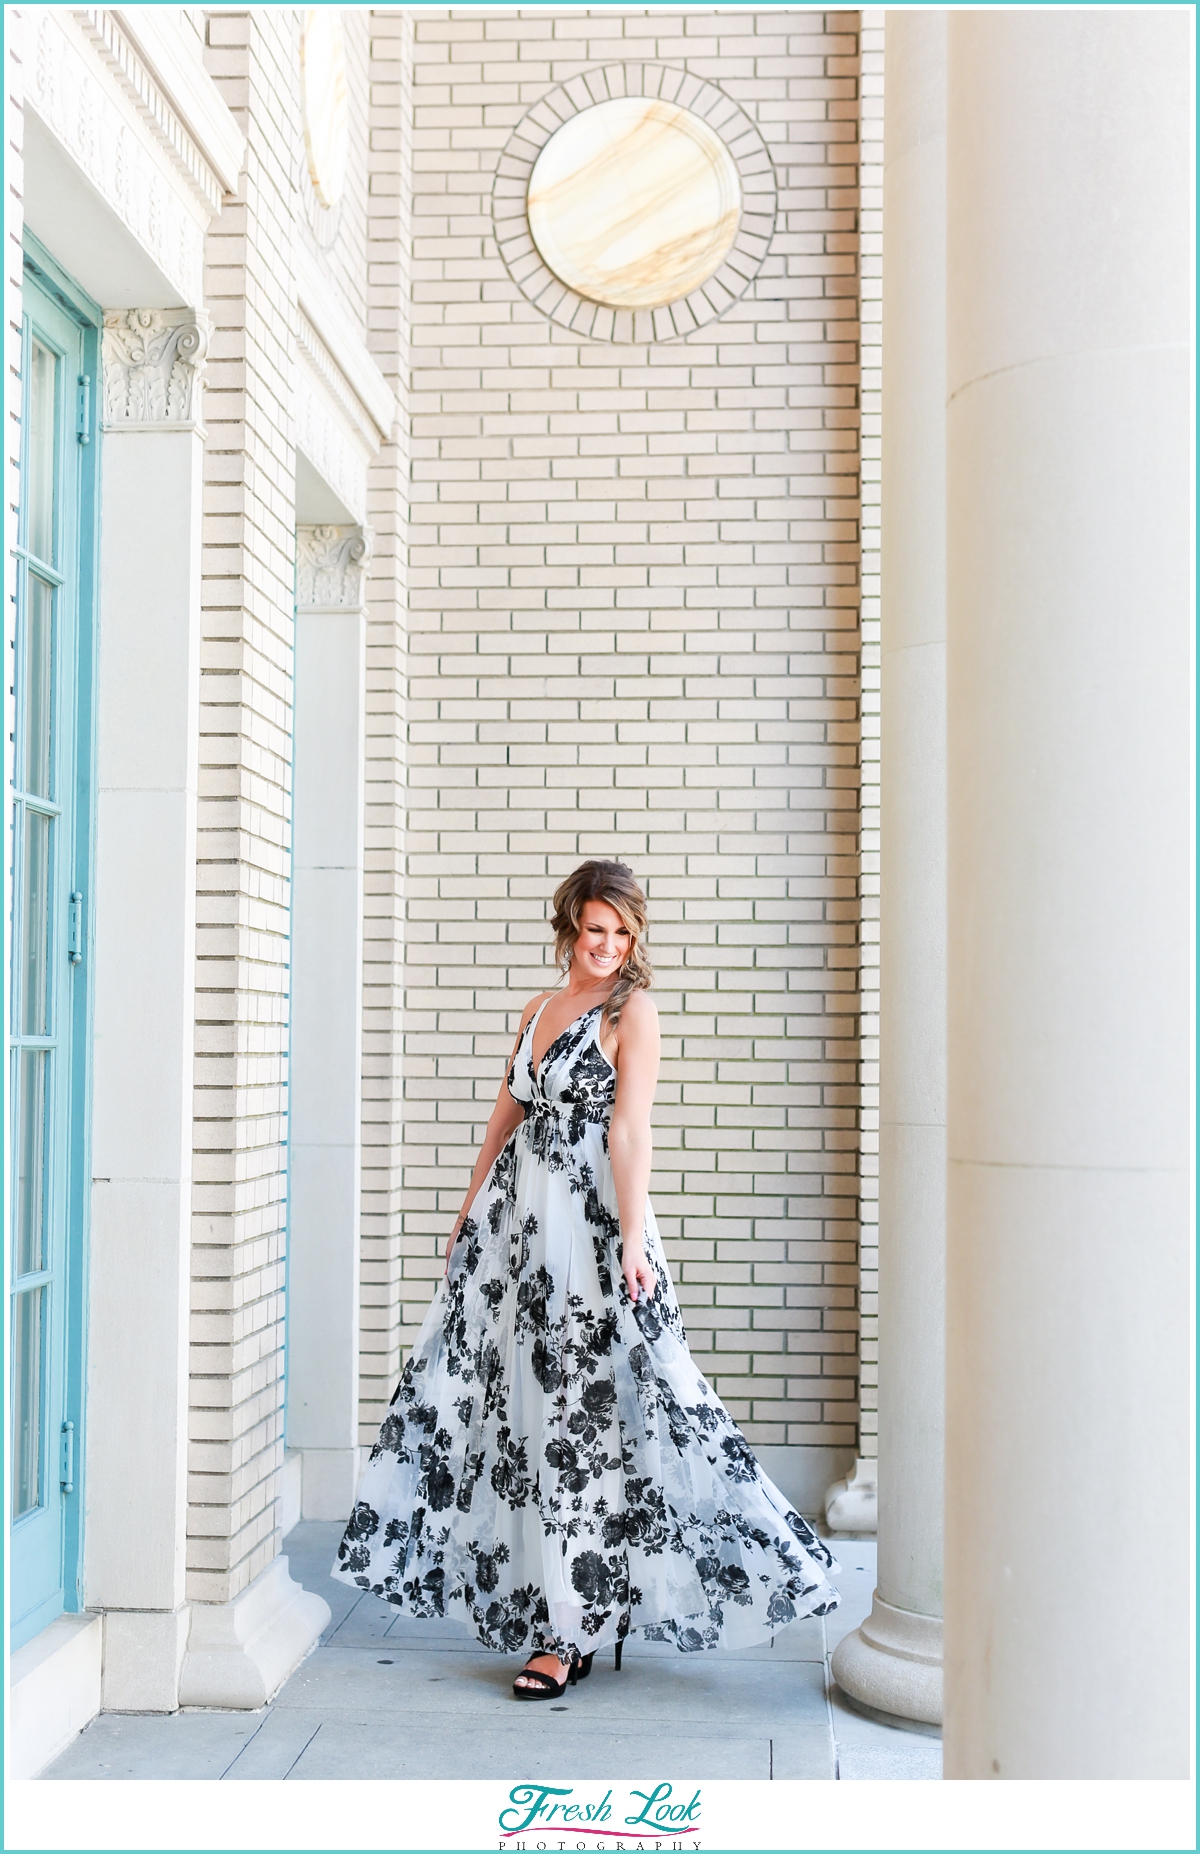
43,1527,940,1781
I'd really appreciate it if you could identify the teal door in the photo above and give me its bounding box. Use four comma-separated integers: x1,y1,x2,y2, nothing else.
9,252,98,1649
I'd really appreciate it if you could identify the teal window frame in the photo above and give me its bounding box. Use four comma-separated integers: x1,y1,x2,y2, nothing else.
8,235,100,1650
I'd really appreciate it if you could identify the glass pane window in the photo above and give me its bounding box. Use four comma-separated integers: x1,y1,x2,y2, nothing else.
19,808,52,1036
11,260,96,1641
14,1048,49,1279
26,338,57,568
12,1286,44,1519
20,575,54,801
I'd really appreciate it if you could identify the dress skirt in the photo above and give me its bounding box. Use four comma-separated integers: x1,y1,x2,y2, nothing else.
331,1000,840,1658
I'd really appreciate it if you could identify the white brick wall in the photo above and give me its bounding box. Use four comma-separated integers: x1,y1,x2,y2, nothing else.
401,7,864,1459
190,7,299,1606
7,5,873,1551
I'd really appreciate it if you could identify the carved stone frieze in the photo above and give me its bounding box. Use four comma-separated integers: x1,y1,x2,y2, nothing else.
296,525,373,609
28,10,208,305
102,310,210,425
296,362,369,525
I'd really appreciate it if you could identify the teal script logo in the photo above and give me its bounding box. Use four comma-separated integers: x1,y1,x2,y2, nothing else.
499,1782,702,1847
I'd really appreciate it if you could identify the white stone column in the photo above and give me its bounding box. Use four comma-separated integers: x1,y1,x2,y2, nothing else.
285,525,369,1521
944,12,1191,1777
88,311,208,1709
832,11,946,1730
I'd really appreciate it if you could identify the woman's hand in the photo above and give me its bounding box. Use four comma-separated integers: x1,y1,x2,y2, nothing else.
607,993,659,1304
622,1242,656,1303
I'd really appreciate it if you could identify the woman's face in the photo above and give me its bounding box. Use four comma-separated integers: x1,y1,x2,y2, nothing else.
573,899,632,984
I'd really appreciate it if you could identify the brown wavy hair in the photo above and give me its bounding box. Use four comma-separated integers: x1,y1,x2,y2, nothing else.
550,860,653,1027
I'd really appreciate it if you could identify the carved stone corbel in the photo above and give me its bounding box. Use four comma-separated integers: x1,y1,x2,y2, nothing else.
101,309,210,426
295,524,373,609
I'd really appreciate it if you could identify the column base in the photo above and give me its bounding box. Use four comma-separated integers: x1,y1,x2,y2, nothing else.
831,1592,943,1728
178,1554,330,1710
102,1607,189,1711
9,1613,103,1777
824,1456,878,1533
838,1688,943,1740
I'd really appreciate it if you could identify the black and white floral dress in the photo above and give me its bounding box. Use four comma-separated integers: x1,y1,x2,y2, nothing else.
331,998,840,1658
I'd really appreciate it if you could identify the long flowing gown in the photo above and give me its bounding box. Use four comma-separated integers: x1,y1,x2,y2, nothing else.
331,998,840,1657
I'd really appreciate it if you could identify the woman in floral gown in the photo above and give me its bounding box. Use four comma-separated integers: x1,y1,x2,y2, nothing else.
332,860,839,1697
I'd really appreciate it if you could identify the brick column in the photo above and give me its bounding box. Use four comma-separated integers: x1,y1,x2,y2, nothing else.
358,5,414,1448
286,525,369,1521
180,5,327,1709
825,0,885,1534
832,8,946,1729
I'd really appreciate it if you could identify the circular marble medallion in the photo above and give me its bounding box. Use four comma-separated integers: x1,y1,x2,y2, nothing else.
527,96,742,311
300,8,349,210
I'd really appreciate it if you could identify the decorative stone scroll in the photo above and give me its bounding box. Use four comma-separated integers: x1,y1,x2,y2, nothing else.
101,310,210,425
296,525,372,609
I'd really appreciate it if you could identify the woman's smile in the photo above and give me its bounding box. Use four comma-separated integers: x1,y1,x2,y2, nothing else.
574,901,630,977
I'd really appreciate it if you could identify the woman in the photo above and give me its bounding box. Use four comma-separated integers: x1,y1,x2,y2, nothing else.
332,860,840,1698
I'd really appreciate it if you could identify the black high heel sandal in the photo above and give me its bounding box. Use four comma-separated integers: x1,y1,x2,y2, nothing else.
512,1643,622,1699
572,1641,624,1681
512,1653,581,1701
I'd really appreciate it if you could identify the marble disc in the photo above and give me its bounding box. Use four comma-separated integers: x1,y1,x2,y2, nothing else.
301,7,349,209
527,96,743,310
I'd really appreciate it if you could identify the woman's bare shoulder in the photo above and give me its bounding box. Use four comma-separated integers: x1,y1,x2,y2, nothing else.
618,990,659,1031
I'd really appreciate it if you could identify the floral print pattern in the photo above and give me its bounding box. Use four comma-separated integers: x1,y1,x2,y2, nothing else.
332,1000,840,1657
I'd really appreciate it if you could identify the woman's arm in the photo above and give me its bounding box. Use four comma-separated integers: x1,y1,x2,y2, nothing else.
444,993,551,1270
607,991,660,1301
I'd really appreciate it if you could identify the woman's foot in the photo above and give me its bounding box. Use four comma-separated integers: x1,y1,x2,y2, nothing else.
513,1652,571,1695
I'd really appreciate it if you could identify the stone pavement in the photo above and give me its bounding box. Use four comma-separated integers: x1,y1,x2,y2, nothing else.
44,1526,940,1781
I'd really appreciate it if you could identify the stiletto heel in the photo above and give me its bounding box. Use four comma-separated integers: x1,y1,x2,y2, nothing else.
614,1640,623,1672
567,1659,578,1687
575,1652,595,1681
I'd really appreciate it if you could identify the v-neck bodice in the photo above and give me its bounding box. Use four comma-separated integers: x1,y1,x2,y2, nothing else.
531,997,601,1084
509,999,616,1122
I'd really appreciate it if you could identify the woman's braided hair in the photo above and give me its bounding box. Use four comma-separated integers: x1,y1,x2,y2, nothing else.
550,859,653,1028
